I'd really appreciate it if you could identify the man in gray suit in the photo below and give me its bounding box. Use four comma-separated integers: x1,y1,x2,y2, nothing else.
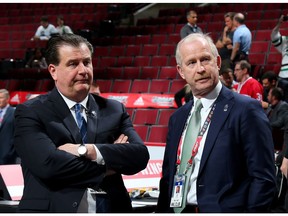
0,89,17,165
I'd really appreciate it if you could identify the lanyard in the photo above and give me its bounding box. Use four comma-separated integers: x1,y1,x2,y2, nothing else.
176,103,216,174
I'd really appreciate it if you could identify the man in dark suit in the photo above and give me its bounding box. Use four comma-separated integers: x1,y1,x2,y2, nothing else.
0,89,18,165
156,33,276,213
14,34,149,213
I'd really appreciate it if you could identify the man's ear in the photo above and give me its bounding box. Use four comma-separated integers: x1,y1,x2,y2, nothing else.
48,64,57,81
217,55,222,70
177,65,185,80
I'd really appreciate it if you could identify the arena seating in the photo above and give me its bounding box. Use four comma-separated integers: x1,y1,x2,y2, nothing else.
0,3,287,144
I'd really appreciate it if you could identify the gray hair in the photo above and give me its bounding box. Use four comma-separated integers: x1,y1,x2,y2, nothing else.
0,89,9,99
175,33,219,66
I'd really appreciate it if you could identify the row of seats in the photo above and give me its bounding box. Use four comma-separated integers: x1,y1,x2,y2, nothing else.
0,77,186,94
0,78,54,92
97,79,186,94
94,66,180,80
134,124,168,143
6,66,180,80
94,55,176,68
158,3,285,16
128,108,175,126
94,43,176,56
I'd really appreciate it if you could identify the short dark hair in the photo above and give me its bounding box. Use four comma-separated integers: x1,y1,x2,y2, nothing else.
271,87,284,101
220,67,233,76
261,71,278,82
186,10,197,17
41,16,49,22
45,34,94,66
237,60,251,73
224,12,236,20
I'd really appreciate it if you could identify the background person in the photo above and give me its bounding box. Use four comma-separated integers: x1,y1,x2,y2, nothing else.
233,60,263,102
0,89,18,165
14,34,149,213
230,13,252,64
56,15,73,35
215,12,236,70
31,16,58,41
180,10,203,39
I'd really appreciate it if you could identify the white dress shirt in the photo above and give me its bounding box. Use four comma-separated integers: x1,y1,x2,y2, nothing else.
186,81,222,205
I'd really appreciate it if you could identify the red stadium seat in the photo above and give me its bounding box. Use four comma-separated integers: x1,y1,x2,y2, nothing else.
133,56,151,67
159,66,178,79
250,41,269,53
94,46,110,57
125,45,142,56
133,124,149,142
157,109,175,125
111,79,132,93
266,53,282,65
149,79,170,94
109,45,126,57
169,79,186,94
130,79,150,93
158,44,176,56
116,56,134,67
248,53,266,65
150,56,169,67
147,125,168,143
140,66,159,79
133,109,158,125
258,19,278,30
122,67,141,79
106,67,123,79
141,44,159,56
166,33,181,44
95,79,113,93
253,30,271,41
150,34,167,44
135,35,151,45
98,57,116,68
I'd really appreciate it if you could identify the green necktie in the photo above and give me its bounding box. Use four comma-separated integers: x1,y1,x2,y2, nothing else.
174,99,203,213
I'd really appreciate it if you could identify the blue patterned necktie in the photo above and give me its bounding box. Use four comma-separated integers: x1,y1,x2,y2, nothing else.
74,104,87,143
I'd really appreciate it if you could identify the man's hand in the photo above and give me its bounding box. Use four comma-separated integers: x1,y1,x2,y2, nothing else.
114,134,129,144
58,143,79,156
280,157,288,178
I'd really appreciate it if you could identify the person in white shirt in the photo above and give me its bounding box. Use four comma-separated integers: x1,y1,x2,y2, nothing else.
56,15,73,35
31,16,58,41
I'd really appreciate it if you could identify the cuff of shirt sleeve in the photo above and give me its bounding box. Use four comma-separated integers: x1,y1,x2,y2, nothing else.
92,145,105,165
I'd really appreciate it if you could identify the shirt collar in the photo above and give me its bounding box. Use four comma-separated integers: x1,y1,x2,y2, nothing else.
193,81,222,111
57,90,89,110
0,104,9,113
188,23,197,28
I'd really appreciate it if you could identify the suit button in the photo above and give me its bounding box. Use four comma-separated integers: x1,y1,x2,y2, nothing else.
72,202,78,208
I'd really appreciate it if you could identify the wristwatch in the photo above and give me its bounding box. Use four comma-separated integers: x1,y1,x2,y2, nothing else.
78,144,87,157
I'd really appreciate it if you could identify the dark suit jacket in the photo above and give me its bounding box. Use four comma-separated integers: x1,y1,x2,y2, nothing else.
0,106,17,165
14,88,149,213
266,100,288,154
156,86,276,213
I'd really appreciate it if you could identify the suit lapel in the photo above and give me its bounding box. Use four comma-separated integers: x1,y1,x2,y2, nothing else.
0,107,13,128
48,88,82,143
86,94,99,143
198,87,234,175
